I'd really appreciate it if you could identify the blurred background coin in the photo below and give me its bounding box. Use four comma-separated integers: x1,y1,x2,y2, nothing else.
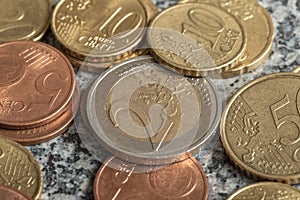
0,0,51,42
226,182,300,199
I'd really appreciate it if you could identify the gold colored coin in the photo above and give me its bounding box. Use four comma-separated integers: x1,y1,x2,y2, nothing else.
147,3,246,76
139,0,159,23
0,138,42,199
0,0,51,42
221,73,300,184
51,0,147,62
293,66,300,74
177,0,274,78
227,182,300,200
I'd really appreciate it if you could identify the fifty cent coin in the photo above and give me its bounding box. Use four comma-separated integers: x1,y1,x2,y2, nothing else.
221,72,300,184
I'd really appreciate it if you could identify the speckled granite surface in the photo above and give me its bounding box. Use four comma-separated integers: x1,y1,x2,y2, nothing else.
27,0,300,199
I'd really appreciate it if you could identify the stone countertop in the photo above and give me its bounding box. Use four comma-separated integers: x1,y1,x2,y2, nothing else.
28,0,300,199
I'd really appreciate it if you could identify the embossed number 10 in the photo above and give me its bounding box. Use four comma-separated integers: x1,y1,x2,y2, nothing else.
182,8,225,50
97,7,142,38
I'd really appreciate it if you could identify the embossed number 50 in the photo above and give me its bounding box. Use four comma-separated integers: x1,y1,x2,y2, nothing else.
270,93,300,162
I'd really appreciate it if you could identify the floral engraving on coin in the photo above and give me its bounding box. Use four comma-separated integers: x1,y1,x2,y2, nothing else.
0,52,25,88
0,147,36,190
149,164,197,198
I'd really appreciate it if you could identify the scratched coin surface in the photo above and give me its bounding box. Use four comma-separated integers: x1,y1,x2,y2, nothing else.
226,182,300,200
0,0,51,42
177,0,274,78
221,73,300,184
0,138,42,199
85,56,221,165
0,41,76,129
0,185,31,200
52,0,147,62
94,156,208,200
0,85,80,145
147,3,246,76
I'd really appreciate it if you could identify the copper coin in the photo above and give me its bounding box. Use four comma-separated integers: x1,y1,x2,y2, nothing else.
0,41,76,129
0,84,80,145
0,185,30,200
94,156,208,200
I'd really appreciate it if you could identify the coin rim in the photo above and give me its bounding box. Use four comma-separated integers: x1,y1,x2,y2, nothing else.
221,72,300,184
0,41,76,129
221,4,275,78
147,3,247,76
93,156,209,200
0,138,43,200
85,55,222,165
51,0,148,60
226,181,300,200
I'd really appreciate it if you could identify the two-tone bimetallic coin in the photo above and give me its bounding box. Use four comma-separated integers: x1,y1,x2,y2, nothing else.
226,182,300,200
0,185,31,200
0,138,42,200
221,72,300,184
147,3,246,76
83,56,222,165
94,156,208,200
0,0,51,42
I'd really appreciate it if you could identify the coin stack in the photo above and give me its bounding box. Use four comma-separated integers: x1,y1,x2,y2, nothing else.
146,0,274,78
51,0,158,73
0,41,79,145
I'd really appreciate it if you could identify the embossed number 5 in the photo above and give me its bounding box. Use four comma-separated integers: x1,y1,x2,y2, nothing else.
270,94,300,146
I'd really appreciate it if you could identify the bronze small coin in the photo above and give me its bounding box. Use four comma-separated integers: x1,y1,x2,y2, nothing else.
0,185,30,200
0,85,80,145
94,156,208,200
0,138,42,200
0,41,76,129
